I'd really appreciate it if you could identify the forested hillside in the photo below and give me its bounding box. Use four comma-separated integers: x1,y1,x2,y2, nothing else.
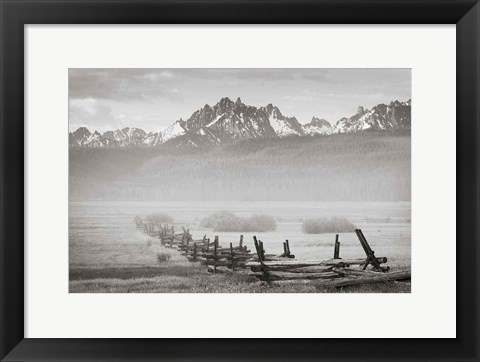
69,131,411,202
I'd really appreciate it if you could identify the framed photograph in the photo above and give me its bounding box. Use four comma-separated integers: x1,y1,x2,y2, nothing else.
1,0,478,361
68,67,412,294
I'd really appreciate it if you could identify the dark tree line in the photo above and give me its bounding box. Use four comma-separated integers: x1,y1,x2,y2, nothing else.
69,131,411,202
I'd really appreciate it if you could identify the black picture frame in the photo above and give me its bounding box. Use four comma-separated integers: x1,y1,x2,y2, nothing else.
1,0,479,361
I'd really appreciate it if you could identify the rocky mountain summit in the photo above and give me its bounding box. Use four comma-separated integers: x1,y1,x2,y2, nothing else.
303,117,331,135
69,97,411,148
327,100,411,134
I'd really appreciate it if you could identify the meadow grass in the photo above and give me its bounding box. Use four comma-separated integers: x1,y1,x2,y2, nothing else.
302,217,357,234
69,242,410,293
69,271,410,293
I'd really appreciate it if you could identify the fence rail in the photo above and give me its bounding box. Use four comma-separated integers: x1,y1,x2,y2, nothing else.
136,216,410,288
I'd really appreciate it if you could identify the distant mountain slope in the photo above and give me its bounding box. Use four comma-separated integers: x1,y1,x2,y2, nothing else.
102,127,153,147
69,97,411,148
69,131,411,202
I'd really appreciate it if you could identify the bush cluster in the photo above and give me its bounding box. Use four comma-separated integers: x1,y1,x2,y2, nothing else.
157,252,171,263
302,217,356,234
201,211,277,232
145,213,174,225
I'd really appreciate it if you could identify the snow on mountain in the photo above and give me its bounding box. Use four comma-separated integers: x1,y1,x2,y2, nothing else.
69,97,310,148
176,97,304,145
328,100,411,134
69,98,411,148
303,117,331,135
143,131,158,146
70,127,92,147
156,121,186,143
84,131,113,148
71,127,115,148
70,126,161,148
180,97,275,141
261,103,304,137
103,127,147,146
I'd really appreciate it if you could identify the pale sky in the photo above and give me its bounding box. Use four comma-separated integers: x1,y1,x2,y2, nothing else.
69,68,411,133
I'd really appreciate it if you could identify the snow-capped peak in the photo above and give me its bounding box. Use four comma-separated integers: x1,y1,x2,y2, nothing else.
328,100,411,134
69,98,411,148
303,117,331,135
157,121,186,143
261,104,304,137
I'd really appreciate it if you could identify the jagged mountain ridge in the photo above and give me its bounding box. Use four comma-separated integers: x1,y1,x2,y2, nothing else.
69,97,411,148
154,97,306,147
327,100,411,134
303,117,331,135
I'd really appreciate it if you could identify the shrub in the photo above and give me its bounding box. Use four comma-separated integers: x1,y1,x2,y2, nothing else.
244,214,277,232
134,215,143,227
145,213,174,225
302,217,356,234
200,211,237,229
201,211,277,232
157,252,171,263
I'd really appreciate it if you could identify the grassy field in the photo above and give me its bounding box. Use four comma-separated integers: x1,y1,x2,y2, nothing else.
69,237,410,293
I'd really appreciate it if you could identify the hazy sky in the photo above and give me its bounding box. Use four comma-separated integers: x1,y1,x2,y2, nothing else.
69,68,411,133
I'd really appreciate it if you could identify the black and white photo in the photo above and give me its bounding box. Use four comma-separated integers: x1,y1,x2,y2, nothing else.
69,68,411,293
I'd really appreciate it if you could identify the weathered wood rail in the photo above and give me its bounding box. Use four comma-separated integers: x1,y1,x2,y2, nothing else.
136,216,411,288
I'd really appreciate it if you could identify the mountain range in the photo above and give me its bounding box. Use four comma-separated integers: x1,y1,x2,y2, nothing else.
69,97,411,148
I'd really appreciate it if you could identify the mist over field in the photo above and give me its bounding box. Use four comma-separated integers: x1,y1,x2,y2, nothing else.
68,69,412,293
69,131,411,202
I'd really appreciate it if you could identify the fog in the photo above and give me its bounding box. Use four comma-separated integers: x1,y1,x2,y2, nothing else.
69,132,411,202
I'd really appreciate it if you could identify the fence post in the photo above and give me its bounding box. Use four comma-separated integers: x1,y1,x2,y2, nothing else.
253,236,270,285
193,243,197,262
230,242,235,273
355,229,382,271
213,236,218,274
334,234,340,259
253,236,260,255
239,235,243,248
285,239,291,256
204,238,210,268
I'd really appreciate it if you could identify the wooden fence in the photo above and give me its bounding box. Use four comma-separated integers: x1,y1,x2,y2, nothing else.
136,217,411,288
